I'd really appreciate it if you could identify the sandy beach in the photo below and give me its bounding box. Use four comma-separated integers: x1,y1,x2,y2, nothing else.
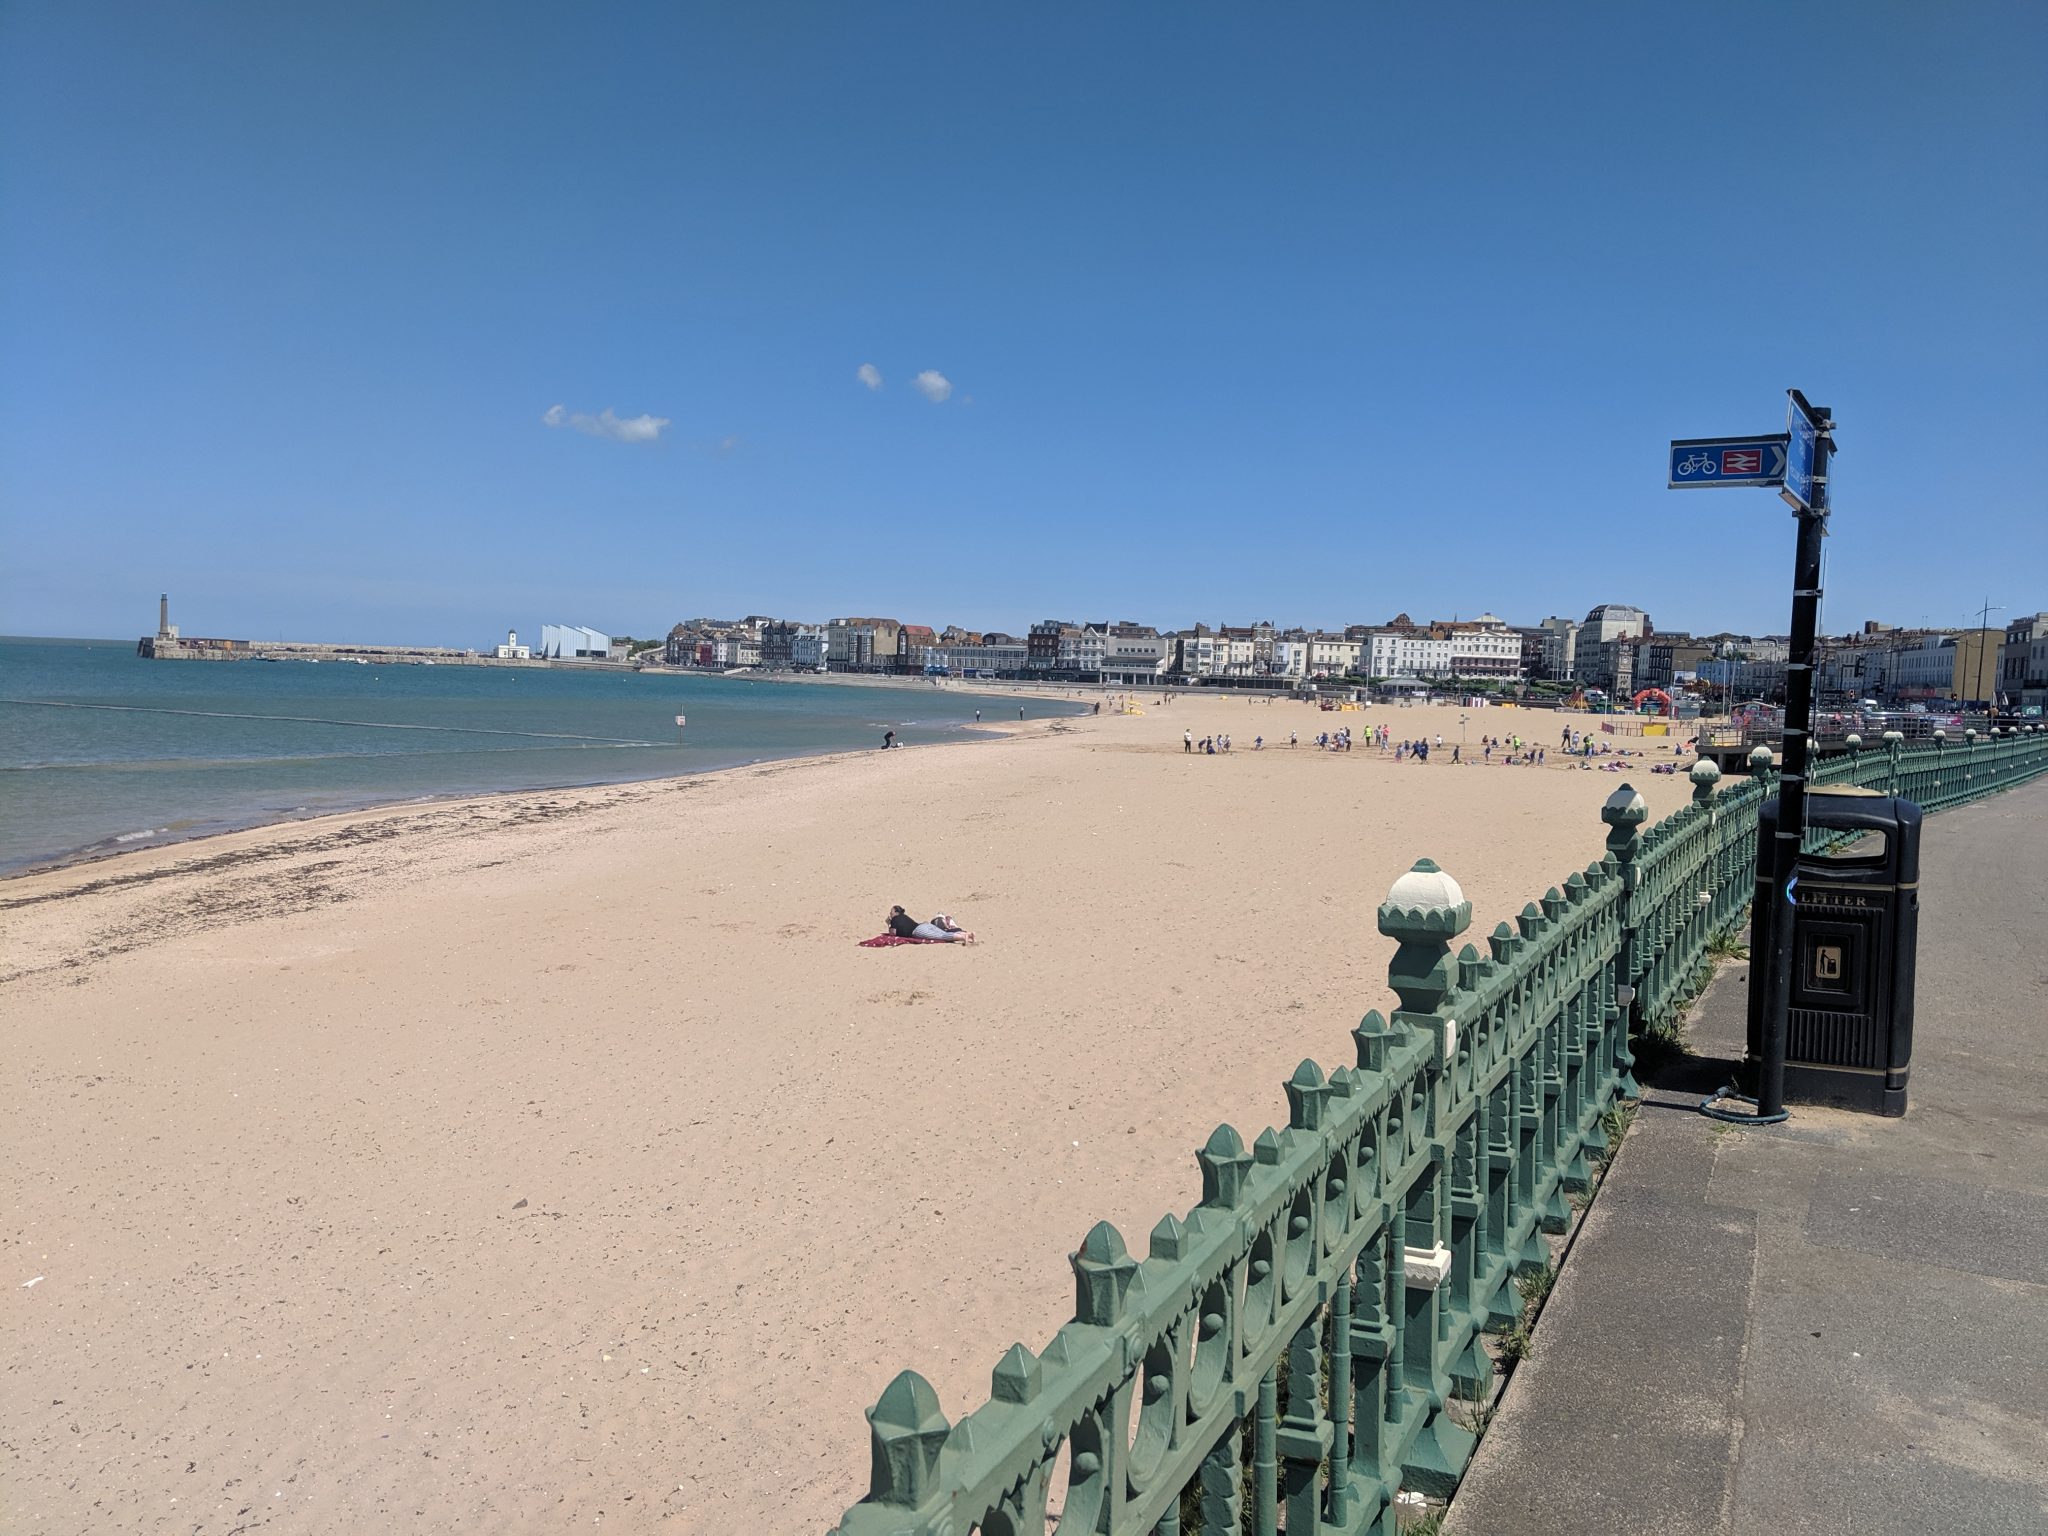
2,697,1699,1533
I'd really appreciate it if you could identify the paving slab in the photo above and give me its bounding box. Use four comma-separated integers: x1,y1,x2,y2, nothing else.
1445,777,2048,1536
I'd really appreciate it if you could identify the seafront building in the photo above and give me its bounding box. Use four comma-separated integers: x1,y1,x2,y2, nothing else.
825,617,904,670
1882,628,2005,705
1639,634,1713,693
539,623,612,661
1100,625,1171,685
2000,614,2048,709
926,636,1029,675
1532,616,1581,682
1439,614,1522,678
1365,622,1453,680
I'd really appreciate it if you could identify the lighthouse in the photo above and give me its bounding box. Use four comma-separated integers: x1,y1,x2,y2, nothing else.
157,594,178,641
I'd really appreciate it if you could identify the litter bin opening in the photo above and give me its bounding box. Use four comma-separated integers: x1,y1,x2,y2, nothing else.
1807,831,1887,865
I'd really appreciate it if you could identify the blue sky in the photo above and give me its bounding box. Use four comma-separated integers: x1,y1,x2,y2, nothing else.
3,3,2043,646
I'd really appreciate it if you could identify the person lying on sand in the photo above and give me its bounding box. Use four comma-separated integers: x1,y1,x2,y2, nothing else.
887,905,974,943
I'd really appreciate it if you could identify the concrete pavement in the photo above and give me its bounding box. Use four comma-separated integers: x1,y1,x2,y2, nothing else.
1444,776,2048,1536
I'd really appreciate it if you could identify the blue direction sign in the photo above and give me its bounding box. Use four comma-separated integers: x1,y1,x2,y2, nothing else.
1669,434,1790,489
1781,395,1818,510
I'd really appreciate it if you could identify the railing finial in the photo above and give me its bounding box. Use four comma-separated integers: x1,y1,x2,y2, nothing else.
863,1370,950,1507
1198,1124,1252,1209
1070,1221,1138,1326
1379,858,1471,1016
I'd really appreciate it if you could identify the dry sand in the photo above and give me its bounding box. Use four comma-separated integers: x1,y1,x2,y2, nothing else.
1,697,1698,1533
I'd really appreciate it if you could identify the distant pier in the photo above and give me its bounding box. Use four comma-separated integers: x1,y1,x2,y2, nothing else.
136,594,632,669
134,635,626,670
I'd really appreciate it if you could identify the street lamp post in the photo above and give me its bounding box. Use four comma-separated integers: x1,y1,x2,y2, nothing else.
1970,600,2003,720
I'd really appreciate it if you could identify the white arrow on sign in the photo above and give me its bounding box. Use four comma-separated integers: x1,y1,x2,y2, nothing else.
1767,442,1787,478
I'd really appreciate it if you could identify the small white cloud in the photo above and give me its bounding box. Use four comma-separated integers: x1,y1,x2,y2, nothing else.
913,370,953,403
541,403,670,444
856,363,883,391
716,434,739,455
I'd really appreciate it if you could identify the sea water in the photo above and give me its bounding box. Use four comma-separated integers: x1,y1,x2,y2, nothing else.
0,638,1080,873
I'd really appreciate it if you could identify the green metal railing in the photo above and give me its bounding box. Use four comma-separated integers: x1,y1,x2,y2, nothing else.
831,727,2048,1536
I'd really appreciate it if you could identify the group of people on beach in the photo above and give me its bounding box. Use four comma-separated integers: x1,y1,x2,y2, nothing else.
1474,734,1543,766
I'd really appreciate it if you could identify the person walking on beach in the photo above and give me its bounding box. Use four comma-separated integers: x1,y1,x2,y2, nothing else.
1184,728,1193,753
975,709,981,723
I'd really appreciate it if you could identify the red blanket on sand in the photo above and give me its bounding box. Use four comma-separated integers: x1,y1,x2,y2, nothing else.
858,934,948,947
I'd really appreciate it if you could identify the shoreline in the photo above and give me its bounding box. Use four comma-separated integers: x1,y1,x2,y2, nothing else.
1,668,1087,881
0,709,1058,886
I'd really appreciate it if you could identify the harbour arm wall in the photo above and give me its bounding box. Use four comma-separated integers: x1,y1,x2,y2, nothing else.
134,635,623,669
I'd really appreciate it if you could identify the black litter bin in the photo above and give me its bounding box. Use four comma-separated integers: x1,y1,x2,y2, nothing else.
1746,787,1922,1115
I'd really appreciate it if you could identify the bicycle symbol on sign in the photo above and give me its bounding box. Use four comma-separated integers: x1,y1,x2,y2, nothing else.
1675,451,1718,478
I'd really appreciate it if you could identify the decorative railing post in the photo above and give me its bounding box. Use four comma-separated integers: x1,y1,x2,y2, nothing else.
1066,1221,1139,1534
1601,783,1649,1081
1253,1364,1278,1536
1377,859,1476,1497
1379,858,1467,1281
1327,1268,1355,1527
1883,729,1904,798
1277,1313,1331,1534
1691,757,1726,937
1198,1431,1242,1535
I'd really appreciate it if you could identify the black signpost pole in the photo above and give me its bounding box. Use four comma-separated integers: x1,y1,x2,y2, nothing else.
1756,391,1832,1120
